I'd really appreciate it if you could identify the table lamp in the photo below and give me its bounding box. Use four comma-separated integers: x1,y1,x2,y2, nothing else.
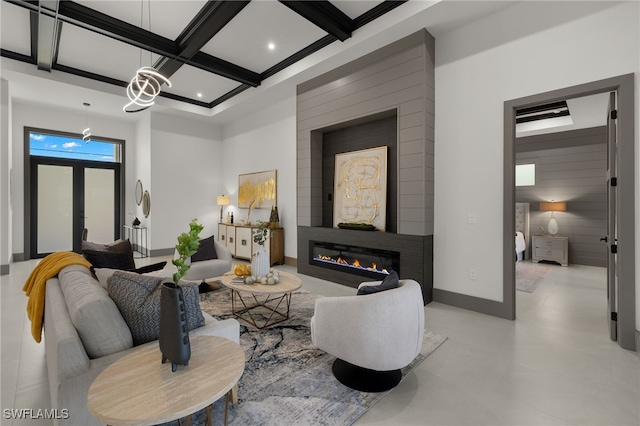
539,201,567,235
217,195,230,223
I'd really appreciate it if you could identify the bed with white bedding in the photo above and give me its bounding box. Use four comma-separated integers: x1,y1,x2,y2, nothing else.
515,202,530,261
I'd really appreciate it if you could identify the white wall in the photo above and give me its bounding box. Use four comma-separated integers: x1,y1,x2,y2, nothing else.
433,0,639,332
148,112,223,250
0,79,11,271
10,101,136,256
132,112,151,248
222,95,297,259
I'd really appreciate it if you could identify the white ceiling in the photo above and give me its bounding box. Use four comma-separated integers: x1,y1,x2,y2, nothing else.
516,92,611,137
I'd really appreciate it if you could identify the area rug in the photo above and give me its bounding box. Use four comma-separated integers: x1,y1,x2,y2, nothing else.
516,261,552,293
164,288,446,426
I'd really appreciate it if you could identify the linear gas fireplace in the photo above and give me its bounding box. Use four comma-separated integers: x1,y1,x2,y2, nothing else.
310,241,400,280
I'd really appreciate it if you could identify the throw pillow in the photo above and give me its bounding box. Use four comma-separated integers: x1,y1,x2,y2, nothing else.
190,235,218,262
82,239,136,270
357,270,400,295
107,271,205,346
92,262,168,289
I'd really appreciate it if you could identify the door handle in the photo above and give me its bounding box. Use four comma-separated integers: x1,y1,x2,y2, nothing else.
600,236,608,242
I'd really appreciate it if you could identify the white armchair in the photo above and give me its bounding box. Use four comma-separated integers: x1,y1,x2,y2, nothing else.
311,279,425,392
174,239,232,281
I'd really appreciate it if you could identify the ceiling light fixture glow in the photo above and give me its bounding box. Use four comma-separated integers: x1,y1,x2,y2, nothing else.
82,102,91,143
197,93,203,98
268,42,275,50
123,0,171,113
123,67,172,113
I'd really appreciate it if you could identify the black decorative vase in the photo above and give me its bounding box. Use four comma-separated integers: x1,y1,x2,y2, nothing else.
159,281,191,372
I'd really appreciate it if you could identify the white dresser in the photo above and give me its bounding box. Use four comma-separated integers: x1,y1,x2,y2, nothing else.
532,235,568,266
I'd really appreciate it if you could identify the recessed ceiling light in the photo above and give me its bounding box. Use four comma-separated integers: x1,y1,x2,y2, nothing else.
197,93,203,98
268,42,275,51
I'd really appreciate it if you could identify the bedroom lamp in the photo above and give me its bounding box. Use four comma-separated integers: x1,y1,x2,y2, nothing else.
540,201,566,235
217,195,230,223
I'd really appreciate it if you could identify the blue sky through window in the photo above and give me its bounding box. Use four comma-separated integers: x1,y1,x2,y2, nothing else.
30,132,117,162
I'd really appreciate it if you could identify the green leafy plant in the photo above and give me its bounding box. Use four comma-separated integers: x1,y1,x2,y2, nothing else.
253,220,273,246
171,219,204,284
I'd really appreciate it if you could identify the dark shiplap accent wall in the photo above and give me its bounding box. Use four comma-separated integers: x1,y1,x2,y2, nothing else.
321,116,398,231
516,126,607,267
297,29,435,236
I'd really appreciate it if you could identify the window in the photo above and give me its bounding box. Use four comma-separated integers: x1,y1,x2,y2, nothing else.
29,131,121,163
516,163,535,186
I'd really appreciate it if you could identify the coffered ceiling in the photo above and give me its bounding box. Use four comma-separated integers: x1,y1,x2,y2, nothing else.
1,0,405,111
2,0,538,124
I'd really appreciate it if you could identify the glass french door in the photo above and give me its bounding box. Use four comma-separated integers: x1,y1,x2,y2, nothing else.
30,157,120,258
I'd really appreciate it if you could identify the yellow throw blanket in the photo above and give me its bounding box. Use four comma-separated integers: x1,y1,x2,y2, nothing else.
23,251,92,343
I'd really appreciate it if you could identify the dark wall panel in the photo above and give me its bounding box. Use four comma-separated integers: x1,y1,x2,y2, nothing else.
321,115,397,231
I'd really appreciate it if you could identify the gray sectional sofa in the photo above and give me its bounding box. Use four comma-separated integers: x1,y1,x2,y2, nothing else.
44,264,239,425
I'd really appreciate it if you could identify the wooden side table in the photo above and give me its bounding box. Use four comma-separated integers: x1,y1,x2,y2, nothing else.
88,336,245,426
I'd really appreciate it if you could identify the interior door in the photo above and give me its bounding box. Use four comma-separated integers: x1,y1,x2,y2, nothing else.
605,91,617,341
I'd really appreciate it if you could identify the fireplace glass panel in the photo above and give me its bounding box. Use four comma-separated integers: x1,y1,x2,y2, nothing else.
310,241,400,280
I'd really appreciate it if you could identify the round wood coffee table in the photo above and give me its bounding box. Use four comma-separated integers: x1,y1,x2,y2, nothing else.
218,270,302,329
88,336,244,426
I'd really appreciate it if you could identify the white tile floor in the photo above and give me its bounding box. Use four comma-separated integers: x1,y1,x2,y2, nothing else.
1,258,638,426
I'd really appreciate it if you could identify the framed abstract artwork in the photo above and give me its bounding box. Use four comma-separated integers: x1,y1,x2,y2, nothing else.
238,170,277,209
333,146,387,230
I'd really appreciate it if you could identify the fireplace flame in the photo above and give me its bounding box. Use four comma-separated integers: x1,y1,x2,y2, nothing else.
314,253,389,275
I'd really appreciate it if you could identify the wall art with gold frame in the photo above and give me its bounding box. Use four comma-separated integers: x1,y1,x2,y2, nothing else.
238,170,277,209
333,146,387,231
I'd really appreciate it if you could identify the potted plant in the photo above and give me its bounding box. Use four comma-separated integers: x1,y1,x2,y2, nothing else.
159,219,203,372
251,221,273,278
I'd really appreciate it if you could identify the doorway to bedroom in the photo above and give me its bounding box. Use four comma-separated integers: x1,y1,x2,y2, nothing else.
504,74,636,351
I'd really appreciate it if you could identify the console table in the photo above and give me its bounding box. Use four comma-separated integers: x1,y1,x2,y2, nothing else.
218,223,284,265
123,225,148,258
88,336,245,426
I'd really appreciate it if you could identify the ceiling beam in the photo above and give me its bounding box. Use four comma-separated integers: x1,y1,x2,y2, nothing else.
154,0,254,82
353,1,408,29
279,1,354,42
35,0,62,71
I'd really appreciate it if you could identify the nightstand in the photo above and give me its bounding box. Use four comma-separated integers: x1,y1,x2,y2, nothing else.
532,235,568,266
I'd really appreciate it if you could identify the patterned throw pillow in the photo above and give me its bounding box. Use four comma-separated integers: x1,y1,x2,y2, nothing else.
107,271,205,346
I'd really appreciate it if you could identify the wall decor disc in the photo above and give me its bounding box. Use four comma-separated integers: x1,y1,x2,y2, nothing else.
135,180,143,205
142,190,151,218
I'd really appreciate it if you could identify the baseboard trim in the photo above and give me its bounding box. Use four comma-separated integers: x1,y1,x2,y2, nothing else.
284,256,297,267
433,288,513,320
636,330,640,357
13,253,25,262
150,248,174,257
0,264,9,275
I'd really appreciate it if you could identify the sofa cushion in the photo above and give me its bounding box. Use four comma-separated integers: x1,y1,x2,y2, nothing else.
58,265,133,359
357,270,400,295
107,271,205,346
82,239,136,270
191,235,218,262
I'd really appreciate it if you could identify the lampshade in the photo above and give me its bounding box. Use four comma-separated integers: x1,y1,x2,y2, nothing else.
217,195,230,206
539,201,566,212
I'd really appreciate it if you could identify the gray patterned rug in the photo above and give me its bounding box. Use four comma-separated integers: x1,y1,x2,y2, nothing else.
516,261,552,293
162,288,446,426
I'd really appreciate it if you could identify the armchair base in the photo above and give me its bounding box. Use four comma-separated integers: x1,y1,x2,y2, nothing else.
332,358,401,392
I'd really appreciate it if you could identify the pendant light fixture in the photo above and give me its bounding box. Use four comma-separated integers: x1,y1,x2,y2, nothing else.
82,102,91,143
123,0,172,113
